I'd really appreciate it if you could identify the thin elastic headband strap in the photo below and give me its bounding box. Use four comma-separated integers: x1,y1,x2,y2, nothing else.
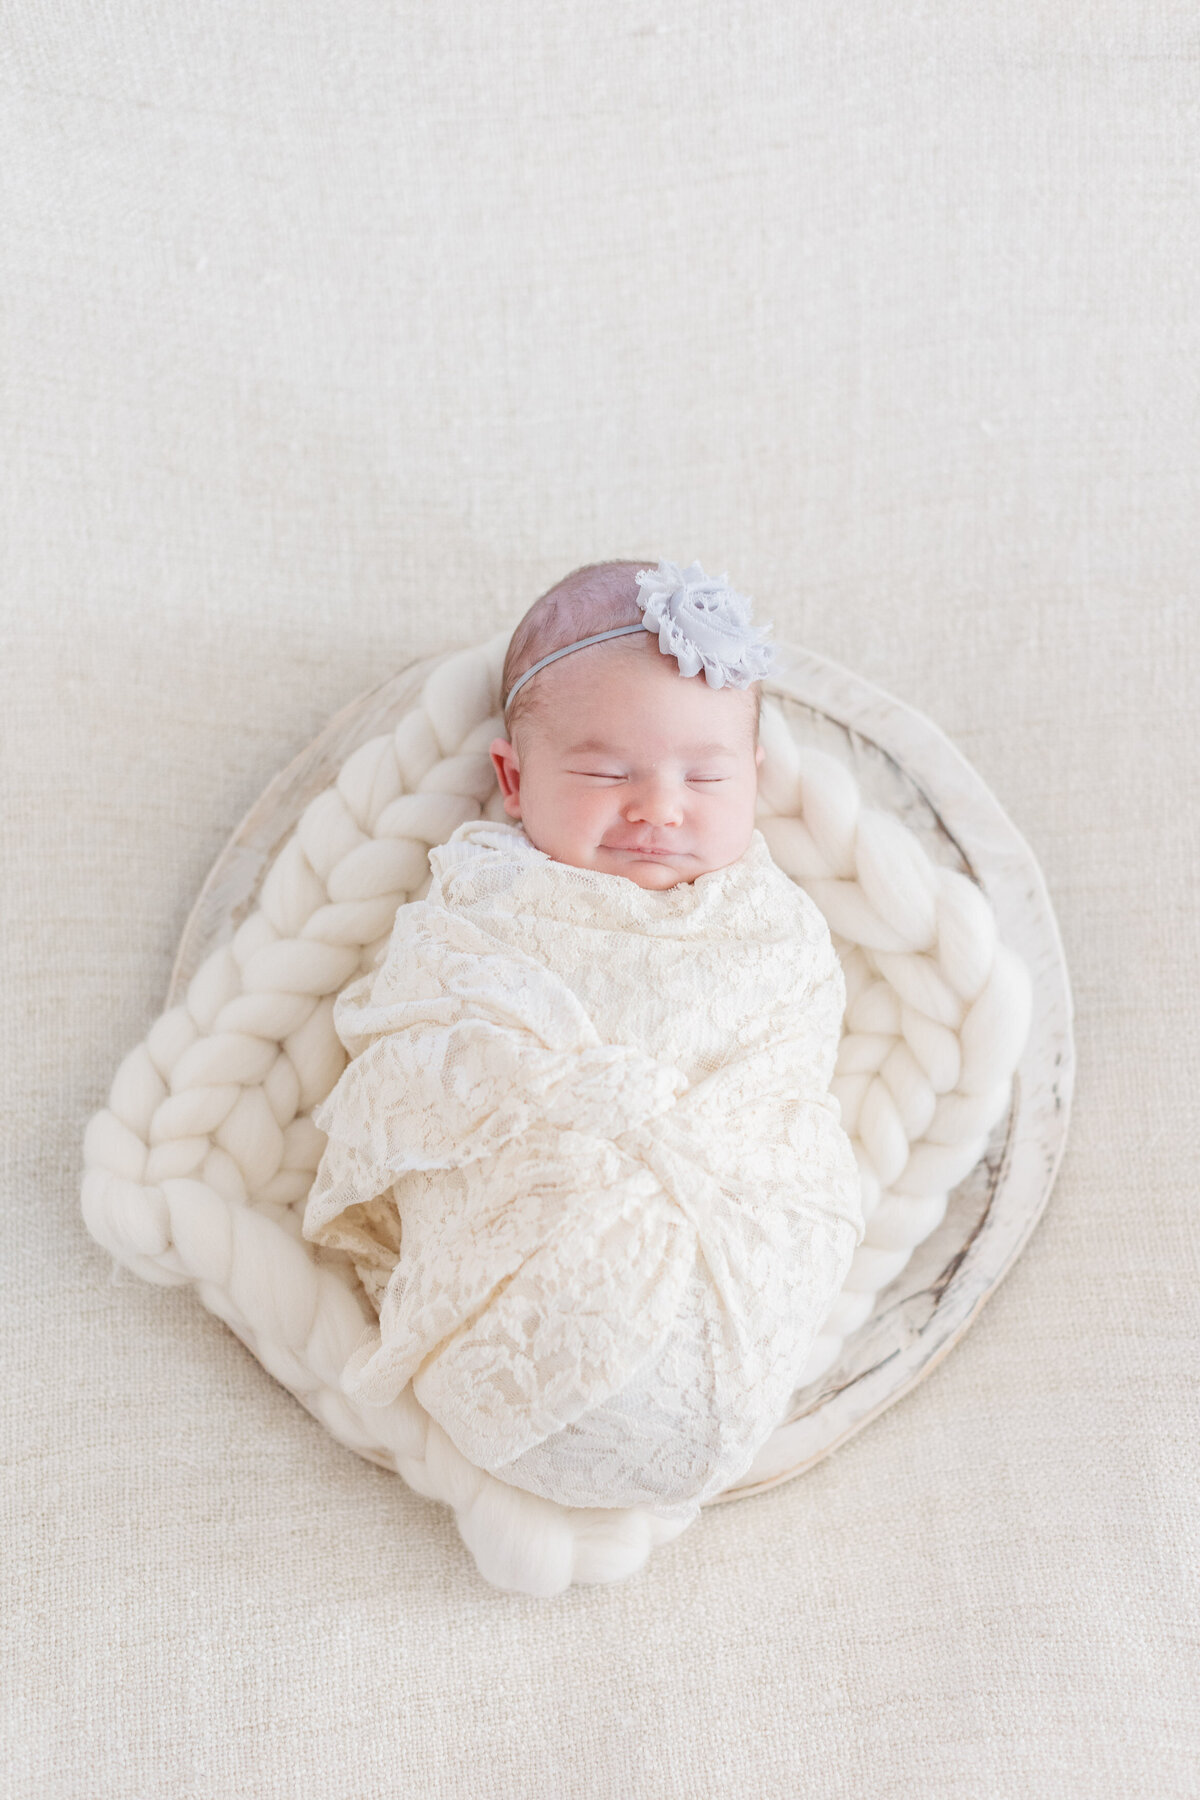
505,624,646,706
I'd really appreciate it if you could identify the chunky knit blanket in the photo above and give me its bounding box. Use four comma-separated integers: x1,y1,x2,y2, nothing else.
303,819,865,1517
80,636,1045,1593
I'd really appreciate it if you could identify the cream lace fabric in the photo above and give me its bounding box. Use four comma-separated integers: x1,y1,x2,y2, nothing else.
303,820,864,1519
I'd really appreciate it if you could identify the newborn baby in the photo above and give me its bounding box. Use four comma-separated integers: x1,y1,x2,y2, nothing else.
303,558,864,1520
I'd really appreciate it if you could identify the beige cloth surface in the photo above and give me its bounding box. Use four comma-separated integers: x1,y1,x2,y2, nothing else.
3,5,1198,1797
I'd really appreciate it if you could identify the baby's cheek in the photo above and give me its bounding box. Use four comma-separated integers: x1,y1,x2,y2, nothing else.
572,788,614,834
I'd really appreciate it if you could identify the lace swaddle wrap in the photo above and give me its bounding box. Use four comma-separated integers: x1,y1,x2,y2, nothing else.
303,820,864,1517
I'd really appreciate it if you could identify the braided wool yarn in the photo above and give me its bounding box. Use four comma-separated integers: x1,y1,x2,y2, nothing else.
81,629,1033,1596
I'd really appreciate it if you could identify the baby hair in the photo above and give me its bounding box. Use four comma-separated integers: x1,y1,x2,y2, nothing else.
501,560,763,750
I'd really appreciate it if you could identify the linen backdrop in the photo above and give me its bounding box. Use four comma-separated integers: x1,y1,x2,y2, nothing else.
3,5,1197,1797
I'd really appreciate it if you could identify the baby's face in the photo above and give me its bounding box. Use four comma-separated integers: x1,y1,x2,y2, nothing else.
489,636,765,889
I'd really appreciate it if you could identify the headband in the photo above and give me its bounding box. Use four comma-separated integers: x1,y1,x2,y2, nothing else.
505,560,776,707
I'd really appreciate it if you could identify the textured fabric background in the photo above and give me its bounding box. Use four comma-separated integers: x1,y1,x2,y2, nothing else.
3,6,1198,1797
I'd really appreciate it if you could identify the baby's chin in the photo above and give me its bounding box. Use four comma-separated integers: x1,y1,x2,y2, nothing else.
592,848,706,888
613,857,696,889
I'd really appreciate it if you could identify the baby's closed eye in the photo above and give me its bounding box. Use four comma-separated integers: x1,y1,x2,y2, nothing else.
570,771,728,783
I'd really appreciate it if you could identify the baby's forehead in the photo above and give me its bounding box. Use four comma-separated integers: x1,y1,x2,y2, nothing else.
552,724,741,754
515,638,759,753
532,711,754,764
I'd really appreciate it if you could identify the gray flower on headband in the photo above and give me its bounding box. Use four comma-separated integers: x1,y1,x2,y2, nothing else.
634,560,776,689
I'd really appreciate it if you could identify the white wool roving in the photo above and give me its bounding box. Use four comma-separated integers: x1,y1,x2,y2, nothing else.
80,630,1033,1596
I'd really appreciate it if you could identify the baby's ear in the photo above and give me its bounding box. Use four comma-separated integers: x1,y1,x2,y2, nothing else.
489,737,523,817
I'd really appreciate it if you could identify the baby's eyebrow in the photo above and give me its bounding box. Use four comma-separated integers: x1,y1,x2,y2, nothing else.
563,738,736,757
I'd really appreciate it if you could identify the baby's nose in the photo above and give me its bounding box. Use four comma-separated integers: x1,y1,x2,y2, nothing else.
624,776,685,825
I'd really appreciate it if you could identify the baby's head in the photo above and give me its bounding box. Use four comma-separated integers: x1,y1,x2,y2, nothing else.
489,560,768,890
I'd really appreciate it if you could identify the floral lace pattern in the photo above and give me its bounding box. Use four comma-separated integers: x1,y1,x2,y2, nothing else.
304,821,864,1515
